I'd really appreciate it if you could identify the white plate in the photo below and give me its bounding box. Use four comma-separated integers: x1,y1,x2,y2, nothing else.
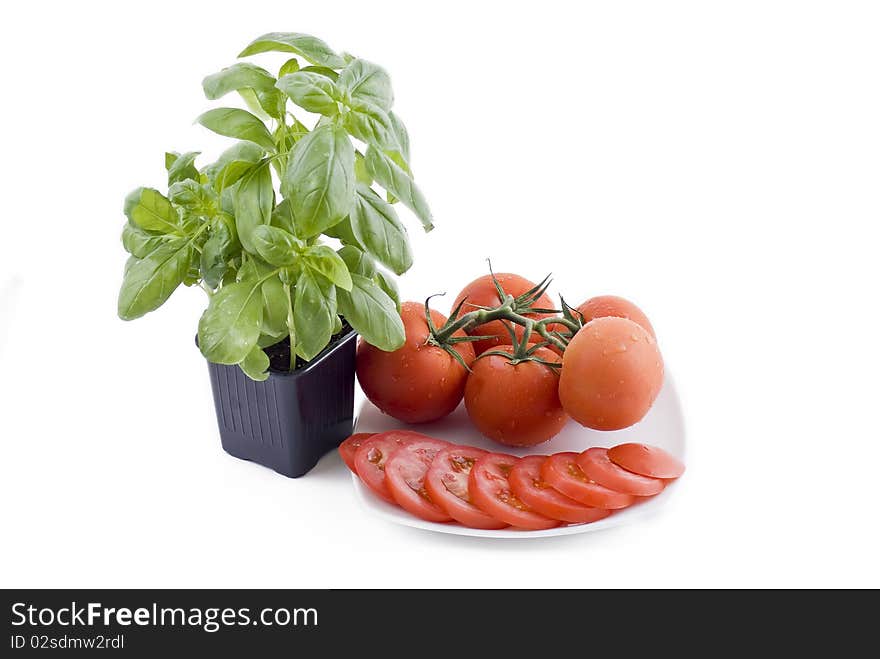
351,372,686,538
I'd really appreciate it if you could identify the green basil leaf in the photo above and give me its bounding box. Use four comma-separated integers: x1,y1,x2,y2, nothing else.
338,59,393,110
293,268,337,361
343,100,397,150
124,187,180,234
204,141,265,192
349,184,413,275
283,124,355,238
165,152,179,171
251,225,302,266
337,245,377,278
238,345,270,381
200,215,236,289
365,147,433,231
167,151,200,186
303,244,353,291
203,62,276,100
198,280,264,364
271,198,296,235
354,151,372,186
118,238,192,320
197,108,275,152
239,32,346,69
168,180,219,218
121,223,167,259
300,65,339,81
276,71,341,115
388,112,410,162
375,269,401,313
233,163,274,253
260,274,288,338
323,216,363,248
337,273,404,351
279,58,300,78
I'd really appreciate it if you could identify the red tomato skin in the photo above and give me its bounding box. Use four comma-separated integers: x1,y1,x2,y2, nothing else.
540,453,636,510
452,273,555,355
509,456,612,524
385,439,452,523
338,433,375,473
464,345,568,447
608,443,686,479
356,302,475,423
576,295,656,339
353,431,423,503
559,317,664,431
576,447,666,496
469,453,559,530
424,446,508,529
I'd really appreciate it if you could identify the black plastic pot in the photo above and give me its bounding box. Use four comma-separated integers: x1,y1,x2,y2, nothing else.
202,329,358,478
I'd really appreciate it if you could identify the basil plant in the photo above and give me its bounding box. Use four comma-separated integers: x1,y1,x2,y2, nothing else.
118,32,433,381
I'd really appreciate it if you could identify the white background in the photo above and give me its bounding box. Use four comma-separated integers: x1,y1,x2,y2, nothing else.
1,1,878,588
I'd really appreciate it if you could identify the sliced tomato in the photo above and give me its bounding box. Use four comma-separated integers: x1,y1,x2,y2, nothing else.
540,453,636,509
424,446,508,529
385,439,453,523
469,453,559,530
338,433,375,473
608,443,685,479
576,447,665,496
353,431,427,503
508,456,612,524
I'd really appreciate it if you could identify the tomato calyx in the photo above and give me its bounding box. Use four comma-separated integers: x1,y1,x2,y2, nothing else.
478,322,562,370
428,265,583,358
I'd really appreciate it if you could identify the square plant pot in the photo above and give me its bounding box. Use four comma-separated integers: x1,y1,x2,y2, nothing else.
202,329,358,478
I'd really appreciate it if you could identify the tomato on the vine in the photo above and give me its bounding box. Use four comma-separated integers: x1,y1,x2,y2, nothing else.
356,301,475,423
559,316,664,430
576,295,655,338
464,345,567,447
452,273,554,355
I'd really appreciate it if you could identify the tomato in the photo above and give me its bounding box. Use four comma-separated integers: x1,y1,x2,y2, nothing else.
338,433,375,473
385,438,453,522
509,456,612,524
540,453,636,509
559,316,664,430
452,273,555,355
464,345,567,447
353,431,424,503
608,443,685,479
424,446,508,529
576,295,656,338
575,447,665,496
356,302,475,423
469,453,559,530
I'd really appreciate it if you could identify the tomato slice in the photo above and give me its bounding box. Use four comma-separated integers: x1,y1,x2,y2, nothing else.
354,431,426,504
540,453,636,509
608,443,685,479
469,453,559,530
338,433,375,473
385,439,453,523
424,446,508,529
576,447,665,496
509,456,612,524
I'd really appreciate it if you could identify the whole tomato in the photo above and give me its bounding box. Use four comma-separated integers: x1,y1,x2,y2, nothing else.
356,302,475,423
559,316,663,430
464,345,567,447
575,295,655,338
452,273,555,355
